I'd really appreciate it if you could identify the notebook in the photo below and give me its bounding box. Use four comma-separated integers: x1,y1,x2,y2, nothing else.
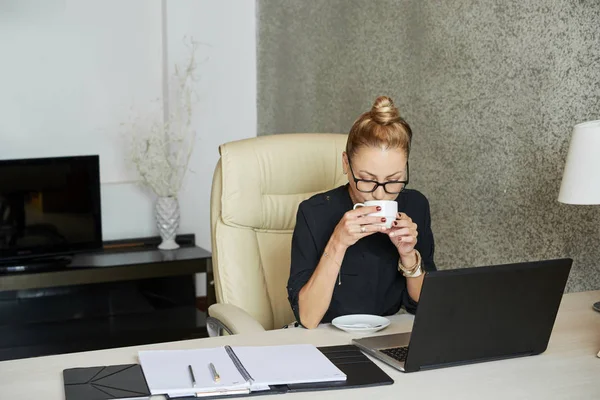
138,344,347,398
166,345,394,400
63,364,151,400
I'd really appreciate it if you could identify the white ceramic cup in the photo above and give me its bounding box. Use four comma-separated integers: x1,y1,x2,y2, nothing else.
353,200,398,229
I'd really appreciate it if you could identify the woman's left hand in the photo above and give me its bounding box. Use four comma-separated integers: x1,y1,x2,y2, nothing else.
387,212,418,256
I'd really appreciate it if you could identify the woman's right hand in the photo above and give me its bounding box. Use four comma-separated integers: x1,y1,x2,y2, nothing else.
330,205,388,249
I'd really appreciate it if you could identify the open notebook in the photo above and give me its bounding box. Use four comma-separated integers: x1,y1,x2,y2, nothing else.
138,344,347,398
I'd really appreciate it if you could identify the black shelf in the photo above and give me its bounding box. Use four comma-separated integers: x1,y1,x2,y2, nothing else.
0,245,211,291
0,237,213,361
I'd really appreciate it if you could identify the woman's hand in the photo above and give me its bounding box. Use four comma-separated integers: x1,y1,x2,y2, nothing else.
330,206,389,249
388,212,418,257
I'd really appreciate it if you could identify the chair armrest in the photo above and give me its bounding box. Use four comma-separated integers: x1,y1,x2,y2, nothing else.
207,303,266,336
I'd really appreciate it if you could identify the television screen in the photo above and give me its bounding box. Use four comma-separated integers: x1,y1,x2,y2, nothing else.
0,155,102,261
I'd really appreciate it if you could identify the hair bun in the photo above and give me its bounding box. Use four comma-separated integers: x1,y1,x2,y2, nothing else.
370,96,401,125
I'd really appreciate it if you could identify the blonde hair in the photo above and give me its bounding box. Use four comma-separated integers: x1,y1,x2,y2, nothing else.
346,96,412,158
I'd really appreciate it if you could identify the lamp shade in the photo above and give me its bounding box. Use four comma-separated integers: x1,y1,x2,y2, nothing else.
558,120,600,205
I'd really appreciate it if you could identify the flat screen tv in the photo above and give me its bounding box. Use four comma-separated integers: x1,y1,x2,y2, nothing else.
0,155,102,264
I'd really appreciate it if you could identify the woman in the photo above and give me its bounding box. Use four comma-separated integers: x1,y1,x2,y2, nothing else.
287,96,436,329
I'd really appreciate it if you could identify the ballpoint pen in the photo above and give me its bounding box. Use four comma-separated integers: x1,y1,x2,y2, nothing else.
188,365,196,387
209,362,220,383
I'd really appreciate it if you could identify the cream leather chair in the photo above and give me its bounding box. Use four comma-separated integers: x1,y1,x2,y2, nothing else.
207,133,348,335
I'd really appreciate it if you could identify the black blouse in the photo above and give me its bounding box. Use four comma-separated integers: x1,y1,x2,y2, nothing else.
287,185,436,326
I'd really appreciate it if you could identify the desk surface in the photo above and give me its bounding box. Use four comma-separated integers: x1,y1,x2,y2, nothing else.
1,290,599,400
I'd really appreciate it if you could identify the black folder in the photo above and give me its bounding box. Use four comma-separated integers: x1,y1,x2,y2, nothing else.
62,345,393,400
63,364,151,400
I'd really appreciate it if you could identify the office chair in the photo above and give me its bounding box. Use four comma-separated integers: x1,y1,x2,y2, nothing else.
207,133,348,336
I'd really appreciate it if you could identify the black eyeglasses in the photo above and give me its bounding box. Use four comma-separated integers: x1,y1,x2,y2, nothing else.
347,159,409,194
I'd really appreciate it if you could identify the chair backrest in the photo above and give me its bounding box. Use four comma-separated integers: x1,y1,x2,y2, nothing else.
210,133,348,330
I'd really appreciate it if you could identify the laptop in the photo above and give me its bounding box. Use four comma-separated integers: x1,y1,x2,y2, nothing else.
353,258,572,373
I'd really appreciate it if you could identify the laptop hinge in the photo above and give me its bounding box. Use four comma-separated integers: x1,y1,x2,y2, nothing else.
418,351,535,371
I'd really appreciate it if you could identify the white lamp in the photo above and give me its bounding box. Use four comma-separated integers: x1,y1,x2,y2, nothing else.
558,120,600,205
558,120,600,358
558,120,600,314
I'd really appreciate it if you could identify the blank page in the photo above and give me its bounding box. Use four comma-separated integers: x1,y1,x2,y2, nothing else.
139,348,249,397
232,344,346,386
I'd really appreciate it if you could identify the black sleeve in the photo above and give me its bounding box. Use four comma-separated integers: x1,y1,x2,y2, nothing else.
402,195,436,314
402,289,419,314
287,203,320,325
420,196,437,272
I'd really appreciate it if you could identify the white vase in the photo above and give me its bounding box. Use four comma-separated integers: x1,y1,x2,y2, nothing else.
155,196,180,250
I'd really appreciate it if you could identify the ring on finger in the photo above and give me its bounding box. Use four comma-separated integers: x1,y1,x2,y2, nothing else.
360,226,366,233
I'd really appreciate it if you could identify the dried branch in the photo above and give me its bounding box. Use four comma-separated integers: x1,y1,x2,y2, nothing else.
124,37,200,198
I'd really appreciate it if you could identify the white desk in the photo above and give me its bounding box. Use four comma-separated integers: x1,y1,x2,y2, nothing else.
1,290,599,400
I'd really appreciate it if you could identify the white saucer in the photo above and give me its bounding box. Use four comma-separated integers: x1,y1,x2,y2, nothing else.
331,314,390,334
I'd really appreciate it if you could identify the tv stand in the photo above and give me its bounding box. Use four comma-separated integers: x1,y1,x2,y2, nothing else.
0,234,213,362
0,255,72,274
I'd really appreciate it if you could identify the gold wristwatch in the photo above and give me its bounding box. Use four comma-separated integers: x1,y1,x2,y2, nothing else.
398,250,423,278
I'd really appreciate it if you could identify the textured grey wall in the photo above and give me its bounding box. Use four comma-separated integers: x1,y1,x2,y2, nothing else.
257,0,600,292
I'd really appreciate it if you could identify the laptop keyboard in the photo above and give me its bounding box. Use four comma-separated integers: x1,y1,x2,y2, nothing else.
381,346,409,362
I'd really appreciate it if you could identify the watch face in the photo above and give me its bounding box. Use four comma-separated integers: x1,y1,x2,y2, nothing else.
398,251,422,274
407,265,423,278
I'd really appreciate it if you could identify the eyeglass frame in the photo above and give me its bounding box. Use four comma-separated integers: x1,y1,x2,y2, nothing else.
347,158,410,194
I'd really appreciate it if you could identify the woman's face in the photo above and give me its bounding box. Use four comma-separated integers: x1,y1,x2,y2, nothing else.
343,146,408,203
